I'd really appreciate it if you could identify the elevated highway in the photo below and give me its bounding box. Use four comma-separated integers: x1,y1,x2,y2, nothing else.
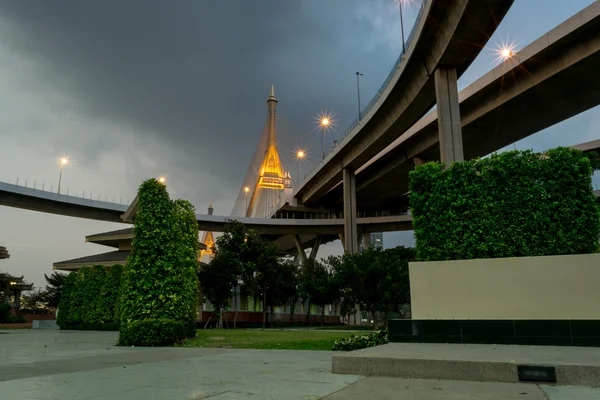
0,180,412,255
295,0,514,206
312,1,600,212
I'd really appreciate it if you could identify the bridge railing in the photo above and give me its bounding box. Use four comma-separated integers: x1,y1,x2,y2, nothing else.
3,178,130,209
307,0,428,176
271,209,410,220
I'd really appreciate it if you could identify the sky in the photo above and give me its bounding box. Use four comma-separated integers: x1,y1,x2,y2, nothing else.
0,0,598,288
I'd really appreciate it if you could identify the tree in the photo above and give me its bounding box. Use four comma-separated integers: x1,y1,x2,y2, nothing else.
204,220,283,328
327,246,415,328
41,272,67,309
118,178,200,346
20,288,45,310
198,253,238,327
263,258,298,327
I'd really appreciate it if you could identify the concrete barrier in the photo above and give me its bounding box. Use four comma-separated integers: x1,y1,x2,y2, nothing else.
409,253,600,320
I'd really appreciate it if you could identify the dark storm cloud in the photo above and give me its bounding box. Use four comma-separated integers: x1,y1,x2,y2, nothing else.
0,0,395,186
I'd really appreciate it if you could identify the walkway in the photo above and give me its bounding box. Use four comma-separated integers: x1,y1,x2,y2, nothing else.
0,330,597,399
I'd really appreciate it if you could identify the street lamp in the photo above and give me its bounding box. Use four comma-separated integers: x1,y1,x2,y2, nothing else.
356,72,364,121
398,0,406,54
57,156,70,194
244,186,250,215
319,115,332,160
295,149,306,185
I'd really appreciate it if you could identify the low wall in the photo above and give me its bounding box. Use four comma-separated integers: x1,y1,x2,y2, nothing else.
409,253,600,320
21,314,55,323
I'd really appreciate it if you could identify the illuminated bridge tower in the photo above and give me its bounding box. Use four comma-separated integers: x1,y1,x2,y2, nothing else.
199,202,216,262
233,86,291,218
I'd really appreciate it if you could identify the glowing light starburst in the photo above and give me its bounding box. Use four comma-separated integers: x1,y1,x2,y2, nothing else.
294,147,308,161
57,154,71,168
315,111,335,132
492,39,518,64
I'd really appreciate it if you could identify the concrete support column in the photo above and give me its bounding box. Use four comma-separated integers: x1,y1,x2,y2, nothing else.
343,168,358,254
338,234,345,252
309,236,322,262
293,235,307,264
434,68,464,165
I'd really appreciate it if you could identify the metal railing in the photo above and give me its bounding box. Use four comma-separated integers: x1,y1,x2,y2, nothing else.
306,0,428,176
5,177,130,206
271,209,409,220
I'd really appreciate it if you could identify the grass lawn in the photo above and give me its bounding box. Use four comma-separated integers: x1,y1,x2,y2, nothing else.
179,329,355,350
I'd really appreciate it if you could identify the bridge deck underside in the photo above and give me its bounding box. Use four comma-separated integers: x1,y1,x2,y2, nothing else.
316,15,600,213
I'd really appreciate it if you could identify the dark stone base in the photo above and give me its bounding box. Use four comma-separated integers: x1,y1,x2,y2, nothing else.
389,319,600,347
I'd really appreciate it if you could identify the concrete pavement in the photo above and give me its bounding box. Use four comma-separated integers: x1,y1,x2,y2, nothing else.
0,330,597,399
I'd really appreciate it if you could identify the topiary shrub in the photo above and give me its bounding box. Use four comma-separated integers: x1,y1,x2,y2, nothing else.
97,264,123,325
118,318,187,346
332,328,388,351
409,147,600,261
56,272,77,329
118,179,199,345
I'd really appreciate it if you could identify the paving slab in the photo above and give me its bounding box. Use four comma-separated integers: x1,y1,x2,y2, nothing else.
332,342,600,386
1,330,599,399
322,376,600,400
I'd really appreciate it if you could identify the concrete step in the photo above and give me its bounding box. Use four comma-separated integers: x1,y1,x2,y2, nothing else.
32,320,58,329
332,342,600,387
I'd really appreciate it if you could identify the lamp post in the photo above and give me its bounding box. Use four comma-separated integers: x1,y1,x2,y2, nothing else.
356,72,364,121
244,186,250,215
295,149,306,186
57,156,69,194
320,117,330,160
398,0,406,54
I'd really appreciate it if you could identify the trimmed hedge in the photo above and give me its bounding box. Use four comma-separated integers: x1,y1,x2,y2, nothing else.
56,264,123,330
409,147,600,261
118,179,199,345
118,318,187,346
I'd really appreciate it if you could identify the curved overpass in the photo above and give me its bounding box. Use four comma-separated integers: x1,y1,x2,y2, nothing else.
295,0,514,206
318,1,600,211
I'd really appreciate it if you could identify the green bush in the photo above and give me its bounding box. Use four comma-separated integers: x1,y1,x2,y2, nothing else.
7,315,27,323
118,179,199,345
19,308,52,315
118,318,187,346
0,303,12,324
98,264,123,324
409,148,600,261
56,272,77,329
56,265,123,330
332,328,388,351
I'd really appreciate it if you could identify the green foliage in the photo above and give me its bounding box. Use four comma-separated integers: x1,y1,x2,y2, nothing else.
409,148,600,261
41,271,67,309
118,178,199,345
19,308,53,315
327,246,414,327
201,220,282,327
0,303,11,324
6,315,27,324
331,328,388,351
56,272,77,328
97,264,123,324
56,265,123,329
118,318,187,346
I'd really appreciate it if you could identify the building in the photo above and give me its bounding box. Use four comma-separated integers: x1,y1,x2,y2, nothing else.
52,204,215,271
360,232,383,251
